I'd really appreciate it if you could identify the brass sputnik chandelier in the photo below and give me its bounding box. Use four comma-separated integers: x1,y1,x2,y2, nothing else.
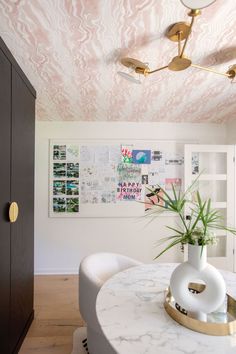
119,0,236,83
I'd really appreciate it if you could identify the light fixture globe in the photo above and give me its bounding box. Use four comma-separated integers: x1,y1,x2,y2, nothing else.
117,71,142,84
180,0,216,10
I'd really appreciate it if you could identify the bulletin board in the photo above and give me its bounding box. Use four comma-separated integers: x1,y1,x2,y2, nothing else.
49,139,185,217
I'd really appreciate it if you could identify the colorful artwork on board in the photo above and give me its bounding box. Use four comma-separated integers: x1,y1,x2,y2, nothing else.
66,180,79,195
145,188,164,211
165,178,182,190
132,150,151,164
116,182,142,201
117,163,141,182
53,180,66,195
121,146,133,163
117,156,142,201
50,140,185,217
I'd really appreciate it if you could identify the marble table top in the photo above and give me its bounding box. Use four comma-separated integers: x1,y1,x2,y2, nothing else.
96,263,236,354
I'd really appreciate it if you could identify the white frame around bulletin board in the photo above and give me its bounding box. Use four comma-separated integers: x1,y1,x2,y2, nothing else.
49,139,187,218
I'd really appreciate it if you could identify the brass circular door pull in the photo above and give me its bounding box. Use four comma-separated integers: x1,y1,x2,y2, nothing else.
9,202,19,223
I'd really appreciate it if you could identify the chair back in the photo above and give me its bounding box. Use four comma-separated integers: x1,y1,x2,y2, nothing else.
79,252,141,326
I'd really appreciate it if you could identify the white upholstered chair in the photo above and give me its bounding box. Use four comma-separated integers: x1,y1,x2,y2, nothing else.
79,252,142,354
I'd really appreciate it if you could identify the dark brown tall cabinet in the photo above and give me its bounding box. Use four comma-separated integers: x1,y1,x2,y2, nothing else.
0,37,36,354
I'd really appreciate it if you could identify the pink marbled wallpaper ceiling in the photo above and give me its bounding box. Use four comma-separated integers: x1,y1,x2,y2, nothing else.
0,0,236,123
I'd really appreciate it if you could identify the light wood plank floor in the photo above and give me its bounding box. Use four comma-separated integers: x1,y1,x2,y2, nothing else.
19,275,85,354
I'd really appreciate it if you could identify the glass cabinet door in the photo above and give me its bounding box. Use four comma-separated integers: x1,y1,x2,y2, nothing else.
184,144,235,271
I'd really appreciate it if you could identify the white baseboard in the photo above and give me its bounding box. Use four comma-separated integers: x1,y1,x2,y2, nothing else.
34,268,79,275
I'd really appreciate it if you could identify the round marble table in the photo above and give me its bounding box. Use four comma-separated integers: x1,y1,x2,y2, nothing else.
96,263,236,354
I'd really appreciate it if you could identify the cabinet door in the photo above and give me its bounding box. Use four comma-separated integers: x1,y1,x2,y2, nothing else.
184,144,235,271
0,48,11,354
10,68,35,353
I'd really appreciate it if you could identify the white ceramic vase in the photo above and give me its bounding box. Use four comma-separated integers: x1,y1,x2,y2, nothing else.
170,244,226,314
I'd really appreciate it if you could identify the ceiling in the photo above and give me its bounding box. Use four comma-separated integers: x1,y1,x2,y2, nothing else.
0,0,236,123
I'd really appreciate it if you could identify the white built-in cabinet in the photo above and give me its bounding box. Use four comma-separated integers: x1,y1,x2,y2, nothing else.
184,145,235,272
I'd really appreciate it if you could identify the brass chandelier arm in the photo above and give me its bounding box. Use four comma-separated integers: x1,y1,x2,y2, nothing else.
119,8,236,83
180,16,195,58
191,64,232,78
178,32,182,56
148,65,169,74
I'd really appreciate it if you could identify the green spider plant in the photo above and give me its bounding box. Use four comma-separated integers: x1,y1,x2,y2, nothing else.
145,178,236,259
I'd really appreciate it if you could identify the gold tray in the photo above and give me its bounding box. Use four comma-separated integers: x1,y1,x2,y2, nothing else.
164,283,236,336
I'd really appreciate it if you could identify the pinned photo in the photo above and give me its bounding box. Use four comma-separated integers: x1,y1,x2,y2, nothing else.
132,150,151,164
165,178,182,190
152,151,163,161
67,145,79,160
121,146,133,163
145,188,164,211
53,198,66,212
66,198,79,212
142,175,149,184
53,145,66,160
67,163,79,178
53,180,66,195
66,180,79,195
192,152,199,175
53,163,66,178
165,154,183,165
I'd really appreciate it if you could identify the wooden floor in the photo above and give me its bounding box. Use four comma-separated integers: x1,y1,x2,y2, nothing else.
19,275,85,354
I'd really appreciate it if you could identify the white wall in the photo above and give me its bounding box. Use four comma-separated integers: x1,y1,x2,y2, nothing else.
35,121,226,274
